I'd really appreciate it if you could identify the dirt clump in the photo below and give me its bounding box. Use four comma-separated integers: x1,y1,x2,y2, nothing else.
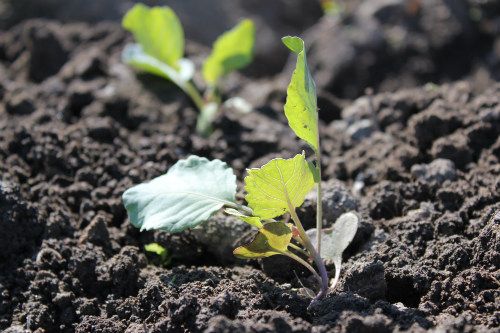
0,7,499,333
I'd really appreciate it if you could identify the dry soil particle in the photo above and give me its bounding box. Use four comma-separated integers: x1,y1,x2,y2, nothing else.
0,14,499,333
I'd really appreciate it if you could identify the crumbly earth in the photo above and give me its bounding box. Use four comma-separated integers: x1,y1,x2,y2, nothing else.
0,3,499,333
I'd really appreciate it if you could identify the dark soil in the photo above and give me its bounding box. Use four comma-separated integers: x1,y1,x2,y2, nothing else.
1,1,499,332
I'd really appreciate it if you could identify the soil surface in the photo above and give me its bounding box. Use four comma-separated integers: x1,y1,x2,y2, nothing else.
0,1,499,332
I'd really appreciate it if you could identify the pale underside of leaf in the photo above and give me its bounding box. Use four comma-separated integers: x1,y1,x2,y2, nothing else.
122,44,194,88
282,36,318,152
122,4,184,68
244,153,316,219
122,155,236,233
306,212,359,261
233,222,292,259
224,208,263,228
203,19,255,86
306,212,359,290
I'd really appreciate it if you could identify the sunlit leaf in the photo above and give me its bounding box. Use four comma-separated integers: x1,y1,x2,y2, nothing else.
122,4,184,68
233,222,292,259
144,243,171,266
123,156,237,233
144,243,167,256
224,208,263,229
203,19,255,86
244,153,316,219
282,36,318,152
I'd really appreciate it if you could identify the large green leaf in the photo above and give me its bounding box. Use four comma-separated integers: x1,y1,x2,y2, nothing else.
122,44,194,87
282,36,319,152
122,156,237,233
244,153,316,219
122,4,184,68
233,222,292,259
203,19,255,86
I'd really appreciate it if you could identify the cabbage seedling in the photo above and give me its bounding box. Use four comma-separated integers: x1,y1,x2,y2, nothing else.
144,242,171,267
122,36,358,307
122,4,255,136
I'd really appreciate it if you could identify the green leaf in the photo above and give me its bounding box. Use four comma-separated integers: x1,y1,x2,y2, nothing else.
122,155,237,233
244,153,315,219
144,243,171,266
122,44,194,87
233,222,292,259
224,208,263,229
282,36,318,152
144,243,167,257
122,4,184,68
306,212,359,289
203,19,255,86
282,36,304,53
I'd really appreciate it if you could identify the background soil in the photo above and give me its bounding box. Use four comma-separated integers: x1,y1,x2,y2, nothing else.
0,1,499,332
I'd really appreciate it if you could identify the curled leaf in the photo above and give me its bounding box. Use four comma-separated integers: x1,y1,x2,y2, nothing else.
122,44,194,87
233,222,292,259
244,153,315,219
144,243,167,256
144,243,171,266
224,208,263,229
282,36,318,152
306,212,359,290
122,155,237,233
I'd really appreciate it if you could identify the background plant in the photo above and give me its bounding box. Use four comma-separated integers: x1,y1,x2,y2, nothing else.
122,4,255,136
122,36,358,307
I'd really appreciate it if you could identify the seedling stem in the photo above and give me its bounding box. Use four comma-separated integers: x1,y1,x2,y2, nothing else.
183,81,205,111
315,142,323,255
283,251,322,286
287,197,329,303
288,243,310,257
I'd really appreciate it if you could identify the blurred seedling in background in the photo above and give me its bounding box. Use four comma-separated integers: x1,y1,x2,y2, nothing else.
122,4,255,136
320,0,345,17
122,36,358,308
144,243,171,267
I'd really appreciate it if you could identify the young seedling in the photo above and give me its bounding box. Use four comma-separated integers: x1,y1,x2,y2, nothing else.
122,4,255,136
320,0,345,16
144,242,172,267
122,36,358,307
